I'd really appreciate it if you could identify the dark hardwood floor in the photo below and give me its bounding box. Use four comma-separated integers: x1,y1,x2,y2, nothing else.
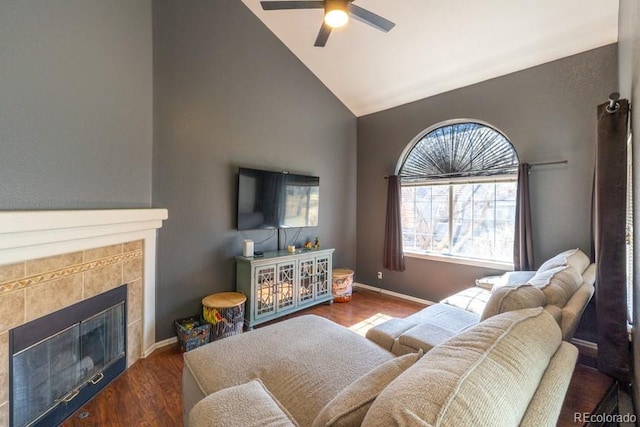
62,288,613,426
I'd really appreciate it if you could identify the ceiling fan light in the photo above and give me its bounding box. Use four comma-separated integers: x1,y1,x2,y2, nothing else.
324,1,349,28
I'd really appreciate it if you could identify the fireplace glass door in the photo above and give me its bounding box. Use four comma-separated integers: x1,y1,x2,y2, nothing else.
11,302,125,427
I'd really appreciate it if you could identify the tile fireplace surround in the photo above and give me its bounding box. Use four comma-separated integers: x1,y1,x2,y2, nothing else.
0,209,167,425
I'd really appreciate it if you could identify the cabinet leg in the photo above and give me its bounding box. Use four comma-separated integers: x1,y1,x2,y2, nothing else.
329,299,334,305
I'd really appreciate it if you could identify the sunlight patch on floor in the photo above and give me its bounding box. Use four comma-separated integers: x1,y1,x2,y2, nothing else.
348,313,392,336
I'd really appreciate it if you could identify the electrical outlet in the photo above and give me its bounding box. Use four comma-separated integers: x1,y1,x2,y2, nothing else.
377,271,383,280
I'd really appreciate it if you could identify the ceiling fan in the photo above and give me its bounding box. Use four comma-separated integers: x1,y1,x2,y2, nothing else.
259,0,395,47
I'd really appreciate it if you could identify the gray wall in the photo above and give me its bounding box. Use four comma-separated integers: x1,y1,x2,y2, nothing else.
357,45,617,302
0,1,152,209
619,0,640,411
0,0,623,350
153,0,357,340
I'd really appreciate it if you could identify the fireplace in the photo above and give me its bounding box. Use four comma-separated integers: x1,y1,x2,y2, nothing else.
10,285,127,427
0,209,168,426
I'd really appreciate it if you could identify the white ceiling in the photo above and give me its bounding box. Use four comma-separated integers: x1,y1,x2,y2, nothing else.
241,0,619,117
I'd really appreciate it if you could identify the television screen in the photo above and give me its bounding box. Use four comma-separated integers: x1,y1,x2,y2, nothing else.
237,168,319,230
281,173,319,228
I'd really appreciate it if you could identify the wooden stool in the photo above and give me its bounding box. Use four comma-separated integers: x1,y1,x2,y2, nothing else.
202,292,247,340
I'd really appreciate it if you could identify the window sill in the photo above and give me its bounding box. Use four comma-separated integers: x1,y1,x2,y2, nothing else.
404,251,514,271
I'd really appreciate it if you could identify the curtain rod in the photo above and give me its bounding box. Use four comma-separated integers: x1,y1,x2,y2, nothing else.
529,160,568,167
384,161,566,179
607,92,620,113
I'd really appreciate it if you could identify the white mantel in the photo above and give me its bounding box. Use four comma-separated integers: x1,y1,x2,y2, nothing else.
0,209,168,356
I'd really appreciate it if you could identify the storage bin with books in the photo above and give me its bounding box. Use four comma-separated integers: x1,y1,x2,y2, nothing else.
174,315,211,352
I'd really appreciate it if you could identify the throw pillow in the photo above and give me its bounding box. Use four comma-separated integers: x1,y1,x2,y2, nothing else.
480,284,547,321
476,271,536,291
311,351,422,427
189,378,298,427
537,248,578,272
527,265,568,287
501,270,537,287
536,248,591,278
475,275,506,290
441,287,491,315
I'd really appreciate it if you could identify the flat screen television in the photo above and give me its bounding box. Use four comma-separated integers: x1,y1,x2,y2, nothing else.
237,167,319,230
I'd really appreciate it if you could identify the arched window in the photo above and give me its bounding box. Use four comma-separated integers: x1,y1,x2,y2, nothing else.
397,120,519,267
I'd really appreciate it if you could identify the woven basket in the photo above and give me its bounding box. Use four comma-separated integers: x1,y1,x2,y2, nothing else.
175,315,211,352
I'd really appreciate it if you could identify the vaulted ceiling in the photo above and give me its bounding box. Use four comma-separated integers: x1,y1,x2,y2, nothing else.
241,0,619,116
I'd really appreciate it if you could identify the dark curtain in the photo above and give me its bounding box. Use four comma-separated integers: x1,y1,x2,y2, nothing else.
383,175,405,271
594,99,630,381
514,163,534,270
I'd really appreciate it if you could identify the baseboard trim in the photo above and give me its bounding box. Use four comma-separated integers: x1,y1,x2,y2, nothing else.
353,282,435,306
570,337,598,358
144,336,177,358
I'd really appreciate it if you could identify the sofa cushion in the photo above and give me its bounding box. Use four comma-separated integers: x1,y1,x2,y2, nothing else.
537,248,577,272
366,303,480,357
527,265,567,287
404,303,480,330
480,284,547,321
188,379,298,427
566,249,591,273
311,352,422,427
364,318,417,351
362,308,562,427
398,323,459,353
475,270,536,290
441,287,491,315
537,248,590,274
544,304,563,325
475,275,504,290
539,267,584,307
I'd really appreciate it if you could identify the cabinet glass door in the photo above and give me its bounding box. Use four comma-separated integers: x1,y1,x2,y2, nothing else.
315,256,330,299
277,262,295,311
254,265,276,318
298,259,315,303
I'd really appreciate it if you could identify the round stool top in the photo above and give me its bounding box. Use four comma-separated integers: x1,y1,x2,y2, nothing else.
202,292,247,308
333,268,354,278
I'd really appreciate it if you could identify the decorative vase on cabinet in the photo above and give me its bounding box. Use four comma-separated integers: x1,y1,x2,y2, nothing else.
235,248,334,330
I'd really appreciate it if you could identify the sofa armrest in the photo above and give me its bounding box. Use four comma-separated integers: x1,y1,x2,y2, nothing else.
520,342,579,426
561,282,595,340
188,379,299,427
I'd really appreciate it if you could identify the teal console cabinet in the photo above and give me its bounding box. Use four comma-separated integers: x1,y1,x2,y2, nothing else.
235,248,334,330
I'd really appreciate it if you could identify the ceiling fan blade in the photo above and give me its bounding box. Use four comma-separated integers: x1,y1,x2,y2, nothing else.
260,1,324,10
314,22,332,47
347,4,395,32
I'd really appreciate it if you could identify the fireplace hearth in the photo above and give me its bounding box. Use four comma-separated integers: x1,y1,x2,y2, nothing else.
9,285,127,427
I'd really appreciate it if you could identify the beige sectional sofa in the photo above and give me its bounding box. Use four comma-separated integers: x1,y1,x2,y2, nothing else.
184,307,577,426
366,248,595,355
